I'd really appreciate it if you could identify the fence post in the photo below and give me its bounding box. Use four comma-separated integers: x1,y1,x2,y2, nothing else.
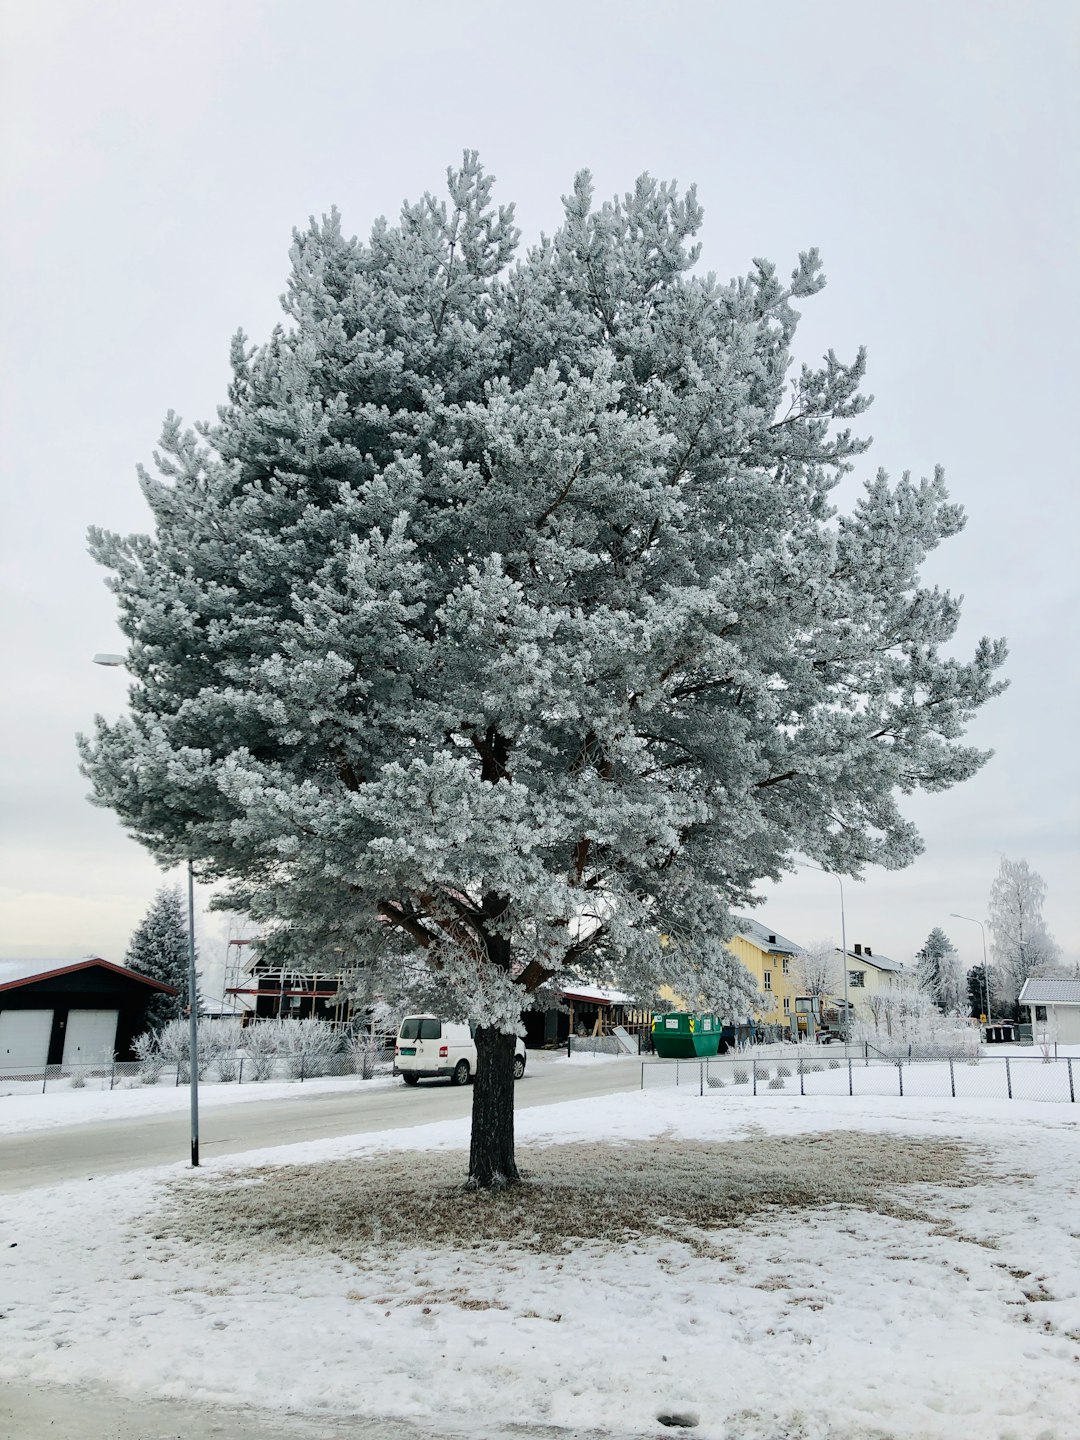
699,1063,704,1097
42,1066,48,1095
238,1057,244,1085
640,1062,644,1091
676,1059,679,1088
949,1059,955,1099
847,1057,853,1096
799,1057,805,1096
898,1061,903,1097
110,1061,116,1091
753,1061,757,1096
1069,1059,1074,1104
300,1054,305,1083
1005,1057,1012,1100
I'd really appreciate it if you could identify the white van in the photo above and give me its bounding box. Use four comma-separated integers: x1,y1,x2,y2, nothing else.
394,1015,526,1086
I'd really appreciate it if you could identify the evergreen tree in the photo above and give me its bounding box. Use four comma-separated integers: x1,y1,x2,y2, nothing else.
79,156,1006,1187
125,885,192,1030
966,964,989,1020
988,858,1061,1016
915,927,964,1013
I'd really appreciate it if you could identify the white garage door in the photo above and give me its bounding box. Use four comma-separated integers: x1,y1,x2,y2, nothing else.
0,1009,54,1069
62,1009,119,1067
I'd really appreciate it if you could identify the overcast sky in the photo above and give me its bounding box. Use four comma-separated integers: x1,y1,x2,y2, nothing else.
2,0,1077,982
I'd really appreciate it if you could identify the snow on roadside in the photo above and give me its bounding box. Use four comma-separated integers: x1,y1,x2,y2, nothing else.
0,1073,398,1135
1,1091,1077,1440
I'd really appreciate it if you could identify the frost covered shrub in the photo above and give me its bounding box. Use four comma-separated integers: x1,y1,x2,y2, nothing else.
754,1065,770,1081
278,1019,343,1079
240,1021,281,1080
777,1064,792,1078
132,1031,165,1084
348,1029,382,1080
828,1059,842,1070
206,1019,245,1081
154,1017,211,1080
768,1076,785,1089
733,1068,749,1084
854,996,978,1061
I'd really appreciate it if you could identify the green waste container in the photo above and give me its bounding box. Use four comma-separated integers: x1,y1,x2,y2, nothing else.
651,1011,721,1058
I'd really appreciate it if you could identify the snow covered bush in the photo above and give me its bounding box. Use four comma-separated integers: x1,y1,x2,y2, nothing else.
132,1030,164,1084
347,1028,383,1080
278,1019,344,1079
856,989,977,1060
153,1017,213,1080
768,1076,785,1089
204,1019,245,1081
239,1021,281,1080
733,1068,749,1085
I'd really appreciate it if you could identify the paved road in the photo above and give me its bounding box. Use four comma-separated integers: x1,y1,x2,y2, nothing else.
0,1380,614,1440
0,1056,647,1192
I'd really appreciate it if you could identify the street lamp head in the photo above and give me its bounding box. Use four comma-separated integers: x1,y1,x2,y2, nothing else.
92,653,126,667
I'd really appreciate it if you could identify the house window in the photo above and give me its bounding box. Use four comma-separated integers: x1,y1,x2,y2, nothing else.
1035,1006,1047,1022
782,958,790,975
763,971,772,991
783,996,790,1012
848,971,865,988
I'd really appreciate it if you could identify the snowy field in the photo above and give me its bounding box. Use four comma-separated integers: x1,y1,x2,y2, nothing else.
2,1088,1077,1440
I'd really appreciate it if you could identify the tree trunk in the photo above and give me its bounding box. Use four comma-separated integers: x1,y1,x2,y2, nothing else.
468,1025,520,1189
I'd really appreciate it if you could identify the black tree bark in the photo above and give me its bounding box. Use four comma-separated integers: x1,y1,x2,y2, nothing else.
468,1025,520,1189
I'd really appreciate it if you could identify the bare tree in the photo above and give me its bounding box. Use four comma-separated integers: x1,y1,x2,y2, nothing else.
794,939,840,1003
988,858,1061,1014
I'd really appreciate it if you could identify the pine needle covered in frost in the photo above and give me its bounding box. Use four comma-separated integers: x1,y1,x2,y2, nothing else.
158,1132,977,1260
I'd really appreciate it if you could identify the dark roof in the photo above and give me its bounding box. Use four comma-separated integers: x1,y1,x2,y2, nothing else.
735,918,806,956
1018,978,1080,1006
0,957,179,996
838,947,904,974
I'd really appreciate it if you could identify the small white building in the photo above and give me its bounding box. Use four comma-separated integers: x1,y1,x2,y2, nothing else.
1018,978,1080,1045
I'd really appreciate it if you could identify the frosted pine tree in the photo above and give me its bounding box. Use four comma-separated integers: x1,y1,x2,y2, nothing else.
125,885,192,1030
79,156,1006,1187
915,927,965,1014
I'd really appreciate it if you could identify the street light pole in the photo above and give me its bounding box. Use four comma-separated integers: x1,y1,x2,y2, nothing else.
94,652,199,1166
186,858,200,1167
951,912,991,1031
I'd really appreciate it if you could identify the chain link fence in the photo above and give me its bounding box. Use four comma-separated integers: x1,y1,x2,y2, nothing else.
0,1047,397,1095
641,1053,1077,1104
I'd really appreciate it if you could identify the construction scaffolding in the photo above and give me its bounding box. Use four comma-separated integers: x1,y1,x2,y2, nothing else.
222,940,364,1025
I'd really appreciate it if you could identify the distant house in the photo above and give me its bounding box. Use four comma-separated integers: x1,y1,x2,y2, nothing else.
1019,978,1080,1045
0,958,178,1070
835,943,906,1020
522,985,644,1048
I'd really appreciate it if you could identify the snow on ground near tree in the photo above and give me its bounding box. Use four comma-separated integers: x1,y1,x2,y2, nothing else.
2,1091,1078,1440
0,1073,398,1134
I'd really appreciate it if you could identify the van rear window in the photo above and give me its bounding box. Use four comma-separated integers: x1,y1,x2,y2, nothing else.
418,1018,441,1039
399,1018,421,1039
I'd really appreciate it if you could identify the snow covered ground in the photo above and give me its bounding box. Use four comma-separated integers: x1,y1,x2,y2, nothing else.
1,1089,1077,1440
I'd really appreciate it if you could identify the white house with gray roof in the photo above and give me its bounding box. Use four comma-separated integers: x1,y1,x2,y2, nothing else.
1018,978,1080,1044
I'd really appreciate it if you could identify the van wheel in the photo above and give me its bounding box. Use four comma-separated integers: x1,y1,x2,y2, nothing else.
402,1073,419,1086
451,1059,470,1086
513,1055,526,1080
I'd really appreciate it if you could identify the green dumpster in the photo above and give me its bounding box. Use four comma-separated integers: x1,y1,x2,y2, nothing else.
651,1012,721,1058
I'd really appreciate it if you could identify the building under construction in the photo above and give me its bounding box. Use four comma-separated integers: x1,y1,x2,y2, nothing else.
221,939,363,1024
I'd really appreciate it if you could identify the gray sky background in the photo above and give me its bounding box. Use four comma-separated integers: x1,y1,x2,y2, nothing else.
2,0,1077,983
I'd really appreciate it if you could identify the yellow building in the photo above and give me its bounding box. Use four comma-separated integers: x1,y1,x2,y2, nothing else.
728,918,807,1033
658,917,813,1035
